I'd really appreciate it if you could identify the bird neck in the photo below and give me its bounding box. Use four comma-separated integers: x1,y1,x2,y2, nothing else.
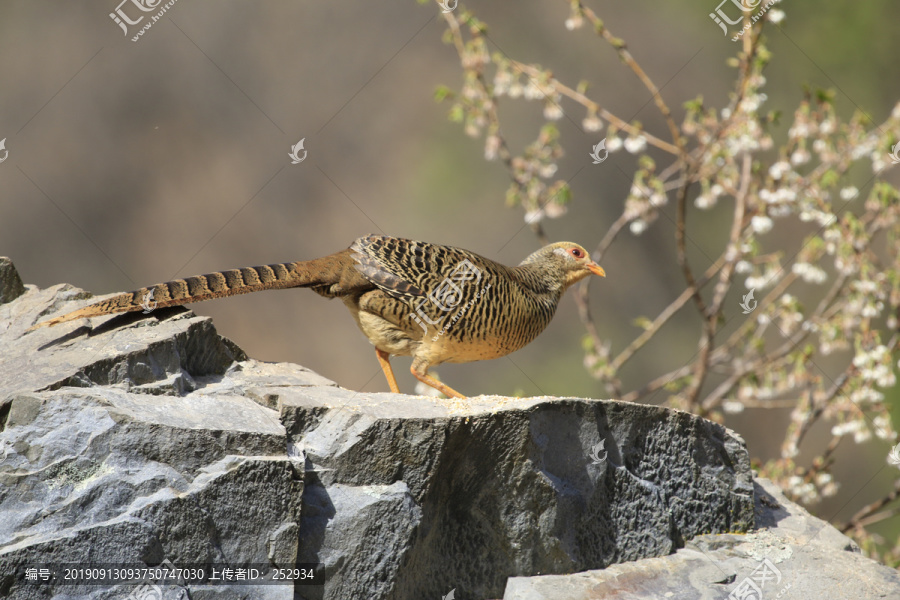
510,263,567,299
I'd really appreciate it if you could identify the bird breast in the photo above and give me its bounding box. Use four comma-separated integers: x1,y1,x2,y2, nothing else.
349,274,558,365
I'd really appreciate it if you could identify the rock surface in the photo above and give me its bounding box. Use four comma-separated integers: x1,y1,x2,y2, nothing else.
503,478,900,599
283,388,754,600
0,257,25,305
0,258,892,600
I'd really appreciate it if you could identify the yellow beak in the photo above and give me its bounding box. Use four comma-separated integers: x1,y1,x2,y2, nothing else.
587,262,606,277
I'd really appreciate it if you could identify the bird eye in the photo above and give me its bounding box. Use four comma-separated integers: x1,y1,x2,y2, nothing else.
570,247,584,259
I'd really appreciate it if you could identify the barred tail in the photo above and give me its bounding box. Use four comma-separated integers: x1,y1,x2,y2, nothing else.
27,252,351,331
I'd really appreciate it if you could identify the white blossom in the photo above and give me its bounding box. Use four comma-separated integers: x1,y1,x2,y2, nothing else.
624,135,648,154
789,123,810,139
740,95,764,113
582,116,603,132
852,280,879,294
728,133,761,154
777,188,797,202
543,102,564,120
850,387,884,404
823,228,841,254
745,275,767,289
544,202,567,219
630,219,648,235
565,15,584,30
751,215,773,234
538,163,558,178
462,84,482,101
839,186,859,201
493,71,514,96
770,204,792,218
723,401,745,414
832,420,864,437
695,194,717,209
873,415,895,441
815,211,836,226
792,262,827,284
769,161,791,180
791,148,811,165
484,135,500,161
524,81,545,100
788,475,817,503
524,209,543,224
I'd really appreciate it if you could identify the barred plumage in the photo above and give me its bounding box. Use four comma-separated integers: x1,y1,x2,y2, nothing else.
28,234,605,397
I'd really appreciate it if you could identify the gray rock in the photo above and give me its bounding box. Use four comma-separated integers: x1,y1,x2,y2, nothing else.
0,257,26,305
502,478,900,599
1,285,246,398
281,388,755,600
0,385,302,599
297,481,421,600
1,260,762,600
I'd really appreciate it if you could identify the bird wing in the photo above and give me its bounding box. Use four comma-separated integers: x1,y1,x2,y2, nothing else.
349,234,487,306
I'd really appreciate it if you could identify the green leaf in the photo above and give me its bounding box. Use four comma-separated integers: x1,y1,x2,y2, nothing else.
821,169,839,188
632,316,652,330
540,122,560,141
549,181,572,205
638,155,656,170
815,89,835,104
581,334,595,352
505,184,521,207
683,96,704,112
434,85,455,102
448,104,464,123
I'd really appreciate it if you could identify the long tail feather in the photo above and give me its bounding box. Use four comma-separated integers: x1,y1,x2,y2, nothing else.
28,251,354,331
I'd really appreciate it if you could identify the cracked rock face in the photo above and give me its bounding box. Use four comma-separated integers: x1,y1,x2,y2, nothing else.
1,259,758,600
503,479,900,600
282,389,754,600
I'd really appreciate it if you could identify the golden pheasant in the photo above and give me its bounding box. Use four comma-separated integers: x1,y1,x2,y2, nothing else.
28,235,605,397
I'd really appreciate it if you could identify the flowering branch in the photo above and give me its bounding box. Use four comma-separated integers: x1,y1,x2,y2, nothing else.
432,0,900,563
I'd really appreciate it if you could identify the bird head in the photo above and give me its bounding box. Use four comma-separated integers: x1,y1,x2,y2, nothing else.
520,242,605,291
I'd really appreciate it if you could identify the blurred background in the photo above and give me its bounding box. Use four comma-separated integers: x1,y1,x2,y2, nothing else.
1,0,898,555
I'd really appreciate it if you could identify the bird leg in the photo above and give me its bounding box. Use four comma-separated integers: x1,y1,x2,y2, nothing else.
410,358,465,398
375,348,401,394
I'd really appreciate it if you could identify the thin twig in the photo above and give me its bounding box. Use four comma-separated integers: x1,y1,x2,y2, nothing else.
684,154,751,410
611,256,726,373
841,478,900,534
573,1,685,155
509,61,681,155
